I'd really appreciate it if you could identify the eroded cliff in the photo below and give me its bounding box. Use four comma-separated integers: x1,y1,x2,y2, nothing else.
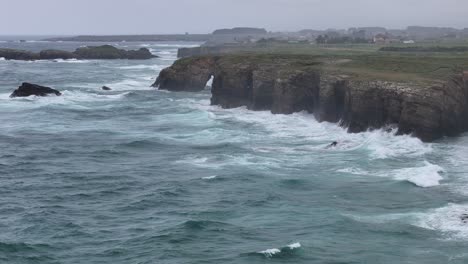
154,55,468,142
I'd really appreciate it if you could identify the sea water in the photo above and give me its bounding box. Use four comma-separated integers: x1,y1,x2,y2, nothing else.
1,40,468,264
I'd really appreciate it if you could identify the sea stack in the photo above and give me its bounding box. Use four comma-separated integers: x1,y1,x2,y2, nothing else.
10,83,62,98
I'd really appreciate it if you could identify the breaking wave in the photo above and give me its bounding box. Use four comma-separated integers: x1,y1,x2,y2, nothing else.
252,242,302,258
415,203,468,240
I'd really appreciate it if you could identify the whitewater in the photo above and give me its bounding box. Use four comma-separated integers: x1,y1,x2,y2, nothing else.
0,40,468,263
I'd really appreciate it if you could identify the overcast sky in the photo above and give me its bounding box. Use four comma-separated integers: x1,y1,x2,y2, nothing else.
0,0,466,35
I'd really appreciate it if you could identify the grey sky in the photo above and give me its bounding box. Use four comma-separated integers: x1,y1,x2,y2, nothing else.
0,0,466,35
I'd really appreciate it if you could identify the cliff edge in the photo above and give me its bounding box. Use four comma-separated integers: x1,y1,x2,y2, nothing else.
154,55,468,142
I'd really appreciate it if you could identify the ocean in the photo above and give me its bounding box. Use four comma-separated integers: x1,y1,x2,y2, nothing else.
1,40,468,264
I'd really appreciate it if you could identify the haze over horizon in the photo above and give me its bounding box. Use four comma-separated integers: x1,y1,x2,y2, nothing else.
0,0,467,35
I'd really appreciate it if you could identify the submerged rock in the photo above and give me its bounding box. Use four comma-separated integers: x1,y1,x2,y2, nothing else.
102,86,112,91
10,83,62,98
461,214,468,224
155,55,468,142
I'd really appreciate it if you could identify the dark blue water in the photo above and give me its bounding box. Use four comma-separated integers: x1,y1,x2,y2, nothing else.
1,40,468,264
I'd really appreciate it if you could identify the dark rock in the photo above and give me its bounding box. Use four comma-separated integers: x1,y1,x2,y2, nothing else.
126,48,156,60
0,46,157,61
153,57,215,91
461,214,468,223
154,55,468,142
10,83,62,98
73,45,157,60
39,49,76,60
73,45,127,59
102,86,112,91
0,48,40,60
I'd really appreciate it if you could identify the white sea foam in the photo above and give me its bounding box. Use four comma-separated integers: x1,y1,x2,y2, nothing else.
52,58,91,64
151,43,200,48
175,153,281,169
337,167,371,176
1,90,129,109
259,248,281,257
118,64,164,70
107,79,153,91
415,203,468,240
258,242,301,257
0,57,5,61
183,100,434,161
206,75,214,87
202,175,217,180
3,58,92,64
287,242,301,249
364,129,432,159
338,161,444,187
347,203,468,240
156,50,173,55
389,161,444,187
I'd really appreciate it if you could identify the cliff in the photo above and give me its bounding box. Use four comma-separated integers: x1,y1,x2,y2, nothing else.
154,55,468,142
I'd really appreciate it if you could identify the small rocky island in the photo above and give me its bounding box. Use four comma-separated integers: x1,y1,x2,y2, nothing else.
154,54,468,142
0,45,157,60
10,83,62,98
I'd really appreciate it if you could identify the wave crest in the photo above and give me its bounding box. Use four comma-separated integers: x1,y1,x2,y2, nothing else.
254,242,302,258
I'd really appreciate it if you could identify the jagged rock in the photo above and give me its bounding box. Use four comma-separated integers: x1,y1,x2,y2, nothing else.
10,83,62,98
155,55,468,142
0,48,40,60
153,57,215,91
39,49,76,60
102,86,112,91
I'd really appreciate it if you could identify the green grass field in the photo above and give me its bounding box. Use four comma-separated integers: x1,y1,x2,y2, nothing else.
197,42,468,84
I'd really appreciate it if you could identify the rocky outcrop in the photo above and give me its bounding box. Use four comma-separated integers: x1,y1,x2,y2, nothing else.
39,49,75,60
155,55,468,142
73,45,156,60
102,86,112,91
0,46,157,61
126,48,156,60
10,83,62,98
152,57,215,91
0,48,40,60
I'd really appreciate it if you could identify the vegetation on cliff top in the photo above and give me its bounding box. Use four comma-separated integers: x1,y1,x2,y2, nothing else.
179,43,468,83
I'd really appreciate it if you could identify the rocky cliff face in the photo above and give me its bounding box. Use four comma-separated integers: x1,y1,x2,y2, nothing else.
155,55,468,142
152,57,216,91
